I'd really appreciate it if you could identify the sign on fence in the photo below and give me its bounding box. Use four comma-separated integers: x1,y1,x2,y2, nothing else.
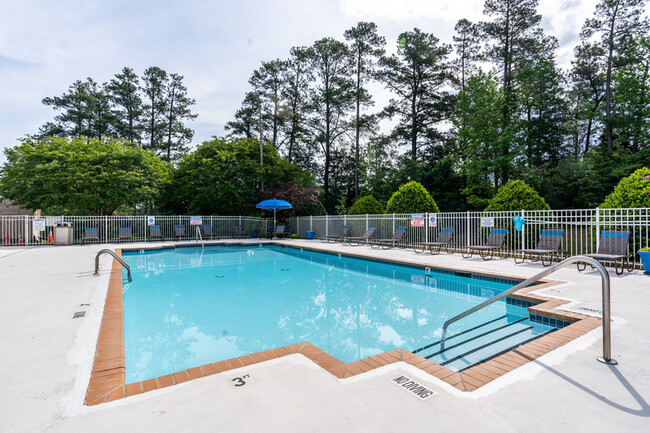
410,214,425,227
481,217,495,227
429,214,437,227
147,216,155,226
32,218,46,232
190,216,203,225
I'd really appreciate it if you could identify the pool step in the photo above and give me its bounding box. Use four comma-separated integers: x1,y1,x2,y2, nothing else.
412,315,556,372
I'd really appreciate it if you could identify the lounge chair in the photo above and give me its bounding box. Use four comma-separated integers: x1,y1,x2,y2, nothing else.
370,227,408,249
577,230,633,275
319,225,351,243
149,225,164,241
514,228,564,266
82,227,100,244
343,228,376,246
413,228,455,255
273,226,286,239
462,228,508,260
118,227,133,243
233,225,245,238
174,225,187,240
202,225,214,239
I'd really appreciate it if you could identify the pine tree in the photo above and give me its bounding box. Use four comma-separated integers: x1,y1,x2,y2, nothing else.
162,73,197,161
107,67,143,145
249,59,288,149
141,67,168,152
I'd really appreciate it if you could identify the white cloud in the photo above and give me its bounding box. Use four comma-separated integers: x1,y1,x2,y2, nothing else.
339,0,485,23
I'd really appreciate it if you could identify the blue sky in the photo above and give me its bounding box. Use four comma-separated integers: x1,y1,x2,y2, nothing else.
0,0,599,163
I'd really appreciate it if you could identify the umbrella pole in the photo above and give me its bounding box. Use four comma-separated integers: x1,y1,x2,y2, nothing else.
273,209,277,240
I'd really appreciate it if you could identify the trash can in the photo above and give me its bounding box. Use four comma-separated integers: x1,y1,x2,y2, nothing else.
306,231,315,240
54,222,73,245
251,230,259,238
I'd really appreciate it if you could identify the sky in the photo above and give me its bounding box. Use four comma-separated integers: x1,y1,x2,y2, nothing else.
0,0,600,164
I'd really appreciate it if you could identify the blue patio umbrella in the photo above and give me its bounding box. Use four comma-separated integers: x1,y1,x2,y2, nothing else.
256,199,293,238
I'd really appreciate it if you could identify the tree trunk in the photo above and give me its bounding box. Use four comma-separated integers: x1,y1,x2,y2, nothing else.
354,50,361,199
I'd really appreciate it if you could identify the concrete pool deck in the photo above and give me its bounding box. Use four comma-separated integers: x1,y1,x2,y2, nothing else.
1,240,649,432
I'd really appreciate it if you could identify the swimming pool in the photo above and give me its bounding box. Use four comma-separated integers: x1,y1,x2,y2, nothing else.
121,245,559,383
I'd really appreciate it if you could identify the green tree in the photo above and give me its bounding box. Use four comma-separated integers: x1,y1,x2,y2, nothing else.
453,19,482,92
225,91,263,139
161,73,197,161
601,167,650,207
164,137,310,215
344,21,386,199
0,137,167,215
484,180,550,211
348,195,384,215
107,67,143,144
306,37,355,211
249,59,288,148
379,28,454,161
282,47,314,166
141,66,169,152
385,181,440,214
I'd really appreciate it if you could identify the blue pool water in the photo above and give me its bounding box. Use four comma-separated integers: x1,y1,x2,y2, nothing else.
121,245,556,383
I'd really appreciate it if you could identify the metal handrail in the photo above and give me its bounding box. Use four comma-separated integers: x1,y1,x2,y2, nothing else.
94,249,132,282
439,255,616,365
196,226,204,249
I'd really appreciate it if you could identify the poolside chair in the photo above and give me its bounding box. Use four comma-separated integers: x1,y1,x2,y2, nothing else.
202,225,214,239
370,227,408,250
514,228,564,267
82,227,100,244
118,227,133,243
319,225,351,243
233,225,245,238
149,225,164,241
343,228,376,246
273,226,286,239
462,228,508,260
577,230,633,275
174,225,187,240
413,228,455,255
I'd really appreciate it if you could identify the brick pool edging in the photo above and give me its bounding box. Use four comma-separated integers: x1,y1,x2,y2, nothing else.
84,244,601,405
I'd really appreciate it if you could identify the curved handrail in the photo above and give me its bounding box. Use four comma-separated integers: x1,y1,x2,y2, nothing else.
196,226,204,249
439,256,615,364
94,249,132,282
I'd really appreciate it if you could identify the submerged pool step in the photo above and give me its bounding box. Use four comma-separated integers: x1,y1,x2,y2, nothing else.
412,316,556,372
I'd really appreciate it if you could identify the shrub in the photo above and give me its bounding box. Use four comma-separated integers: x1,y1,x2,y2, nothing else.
484,180,550,211
639,247,650,253
347,195,384,215
385,181,440,214
600,167,650,208
290,234,302,239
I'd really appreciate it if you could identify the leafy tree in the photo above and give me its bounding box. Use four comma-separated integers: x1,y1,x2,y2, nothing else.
344,21,386,199
600,166,650,207
249,59,288,149
379,28,454,161
306,37,355,211
385,181,440,214
581,0,649,151
453,19,482,92
282,47,314,165
484,180,550,211
141,66,169,152
0,137,167,215
161,73,197,161
263,179,321,217
347,195,384,215
106,67,143,144
164,137,311,215
41,78,113,140
421,156,466,212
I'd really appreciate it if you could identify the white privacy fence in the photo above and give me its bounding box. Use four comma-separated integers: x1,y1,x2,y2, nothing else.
290,208,650,268
1,208,649,267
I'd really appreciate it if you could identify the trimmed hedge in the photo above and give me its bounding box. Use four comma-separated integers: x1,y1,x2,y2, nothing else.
347,195,384,215
600,167,650,208
484,180,550,211
385,181,440,214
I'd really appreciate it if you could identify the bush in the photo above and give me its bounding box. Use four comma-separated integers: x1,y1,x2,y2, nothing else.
484,180,550,211
600,167,650,208
385,181,440,214
639,247,650,253
290,234,301,239
347,195,384,215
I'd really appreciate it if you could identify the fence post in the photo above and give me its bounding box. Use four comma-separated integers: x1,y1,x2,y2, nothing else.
521,209,525,251
310,215,313,231
596,207,600,252
297,216,300,236
326,215,329,237
104,216,108,243
366,214,368,231
24,215,29,245
392,214,395,233
466,211,471,247
425,213,428,244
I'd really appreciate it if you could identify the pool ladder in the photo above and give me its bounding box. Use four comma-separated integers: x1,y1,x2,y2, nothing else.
94,249,132,282
439,255,616,365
